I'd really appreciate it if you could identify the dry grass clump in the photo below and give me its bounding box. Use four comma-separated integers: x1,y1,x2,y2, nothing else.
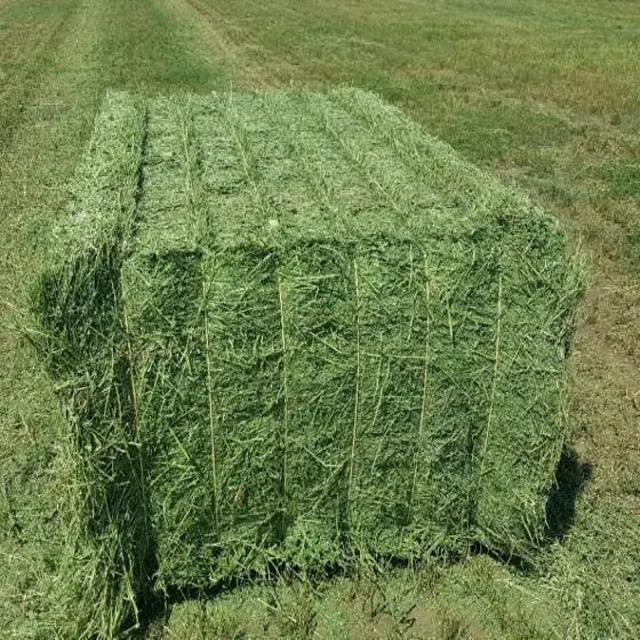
34,88,583,637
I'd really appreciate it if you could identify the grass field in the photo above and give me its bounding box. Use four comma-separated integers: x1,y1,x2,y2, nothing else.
1,0,639,637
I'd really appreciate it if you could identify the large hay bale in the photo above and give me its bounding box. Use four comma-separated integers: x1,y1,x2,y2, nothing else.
35,89,583,637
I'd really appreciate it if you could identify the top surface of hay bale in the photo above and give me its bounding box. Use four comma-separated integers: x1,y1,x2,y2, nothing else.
136,90,539,250
35,88,582,637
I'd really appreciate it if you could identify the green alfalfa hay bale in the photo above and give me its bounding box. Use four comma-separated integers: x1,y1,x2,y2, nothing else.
151,87,579,559
33,90,150,639
34,88,584,636
119,91,583,591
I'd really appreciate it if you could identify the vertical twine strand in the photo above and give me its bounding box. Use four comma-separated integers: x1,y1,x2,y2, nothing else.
277,266,290,514
202,274,219,533
480,273,503,473
347,258,361,515
409,255,431,522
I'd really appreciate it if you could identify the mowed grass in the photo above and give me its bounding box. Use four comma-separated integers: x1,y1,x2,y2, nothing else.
0,0,639,637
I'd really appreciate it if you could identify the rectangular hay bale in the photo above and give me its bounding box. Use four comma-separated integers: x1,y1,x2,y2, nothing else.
34,88,583,637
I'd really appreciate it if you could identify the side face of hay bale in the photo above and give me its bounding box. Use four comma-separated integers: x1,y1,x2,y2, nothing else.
35,88,583,635
33,91,151,638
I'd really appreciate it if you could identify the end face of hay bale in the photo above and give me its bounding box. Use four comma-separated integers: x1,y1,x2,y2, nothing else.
35,88,583,635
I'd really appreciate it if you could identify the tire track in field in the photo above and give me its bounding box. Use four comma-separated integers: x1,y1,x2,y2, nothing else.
0,0,85,154
165,0,301,88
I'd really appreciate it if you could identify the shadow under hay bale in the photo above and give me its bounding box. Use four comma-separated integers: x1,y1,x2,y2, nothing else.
546,446,592,542
33,88,584,638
